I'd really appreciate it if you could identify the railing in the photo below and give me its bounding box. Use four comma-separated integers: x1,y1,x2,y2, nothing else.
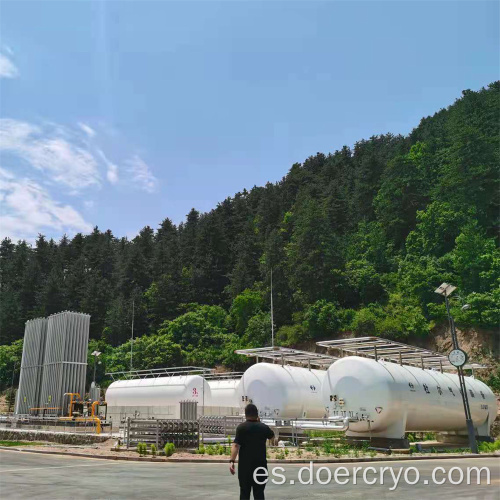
107,366,213,381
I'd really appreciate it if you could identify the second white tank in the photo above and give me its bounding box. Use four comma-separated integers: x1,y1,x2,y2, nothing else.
205,379,241,415
237,363,326,419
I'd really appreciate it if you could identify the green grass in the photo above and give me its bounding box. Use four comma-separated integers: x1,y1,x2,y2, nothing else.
0,440,44,447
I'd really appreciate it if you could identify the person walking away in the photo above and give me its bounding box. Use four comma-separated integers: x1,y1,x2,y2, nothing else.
229,404,275,500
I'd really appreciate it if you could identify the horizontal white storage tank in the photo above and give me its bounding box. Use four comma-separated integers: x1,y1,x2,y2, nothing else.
322,356,496,439
205,379,241,416
106,375,211,420
237,363,326,419
206,379,241,408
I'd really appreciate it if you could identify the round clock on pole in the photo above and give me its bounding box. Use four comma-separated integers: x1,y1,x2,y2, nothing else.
448,348,468,367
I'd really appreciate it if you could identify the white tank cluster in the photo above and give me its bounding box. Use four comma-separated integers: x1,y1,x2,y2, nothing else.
321,356,496,440
106,355,496,441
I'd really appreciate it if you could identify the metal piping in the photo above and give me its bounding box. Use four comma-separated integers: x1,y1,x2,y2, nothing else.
261,416,350,432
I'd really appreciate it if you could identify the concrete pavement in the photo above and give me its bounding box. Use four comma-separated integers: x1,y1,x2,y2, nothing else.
0,449,498,499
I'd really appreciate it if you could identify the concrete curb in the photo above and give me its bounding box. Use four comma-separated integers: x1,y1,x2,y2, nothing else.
1,446,498,464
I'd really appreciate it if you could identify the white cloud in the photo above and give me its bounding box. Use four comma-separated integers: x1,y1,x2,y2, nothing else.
0,167,93,242
107,163,119,184
126,155,158,193
0,52,18,79
84,200,95,209
97,149,119,185
0,119,101,189
78,122,96,138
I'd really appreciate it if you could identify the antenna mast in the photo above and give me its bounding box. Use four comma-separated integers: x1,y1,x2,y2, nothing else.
270,268,274,347
130,297,135,370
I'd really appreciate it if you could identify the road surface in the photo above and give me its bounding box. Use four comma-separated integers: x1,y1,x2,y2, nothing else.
0,449,498,499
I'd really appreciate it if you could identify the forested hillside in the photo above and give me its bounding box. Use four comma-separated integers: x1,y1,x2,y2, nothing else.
1,82,498,389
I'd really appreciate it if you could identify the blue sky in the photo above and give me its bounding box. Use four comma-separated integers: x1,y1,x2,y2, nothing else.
0,1,498,242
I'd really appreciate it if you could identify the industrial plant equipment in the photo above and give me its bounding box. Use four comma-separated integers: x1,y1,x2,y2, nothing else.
105,368,212,422
204,373,243,416
237,363,327,419
15,318,48,414
37,311,91,416
321,356,496,447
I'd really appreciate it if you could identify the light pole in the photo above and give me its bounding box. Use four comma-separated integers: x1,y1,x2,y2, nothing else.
434,282,478,454
91,351,101,384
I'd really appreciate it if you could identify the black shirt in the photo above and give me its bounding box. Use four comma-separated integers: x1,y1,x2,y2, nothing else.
234,420,274,477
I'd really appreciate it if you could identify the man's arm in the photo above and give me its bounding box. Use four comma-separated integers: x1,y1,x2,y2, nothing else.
229,443,240,475
267,426,275,440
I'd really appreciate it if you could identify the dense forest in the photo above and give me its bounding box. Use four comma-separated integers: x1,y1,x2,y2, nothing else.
1,82,499,390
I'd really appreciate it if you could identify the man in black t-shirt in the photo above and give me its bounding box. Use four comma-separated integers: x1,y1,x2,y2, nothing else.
229,404,275,500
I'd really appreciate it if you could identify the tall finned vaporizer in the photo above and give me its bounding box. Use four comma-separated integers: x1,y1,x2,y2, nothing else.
15,318,48,414
38,311,91,415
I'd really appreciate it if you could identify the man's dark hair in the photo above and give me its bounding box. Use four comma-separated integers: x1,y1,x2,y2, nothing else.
244,403,259,419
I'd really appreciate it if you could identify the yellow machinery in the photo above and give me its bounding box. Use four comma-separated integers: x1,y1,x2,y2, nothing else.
57,393,107,434
28,393,107,434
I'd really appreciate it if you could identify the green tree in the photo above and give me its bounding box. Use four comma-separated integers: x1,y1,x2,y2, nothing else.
229,289,263,336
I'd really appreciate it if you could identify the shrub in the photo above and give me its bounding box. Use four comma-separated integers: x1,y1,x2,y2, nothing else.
322,440,333,454
198,445,206,454
206,445,215,455
478,440,500,453
136,442,147,456
164,442,175,457
150,444,157,456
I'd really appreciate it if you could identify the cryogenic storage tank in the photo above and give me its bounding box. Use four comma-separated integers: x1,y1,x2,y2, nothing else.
207,379,241,408
106,375,211,415
204,378,241,415
238,363,326,419
322,356,496,439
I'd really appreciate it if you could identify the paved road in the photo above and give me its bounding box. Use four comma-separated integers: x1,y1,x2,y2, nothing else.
0,450,498,499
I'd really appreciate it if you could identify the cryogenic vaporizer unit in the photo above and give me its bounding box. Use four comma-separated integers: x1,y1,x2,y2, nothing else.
15,311,90,416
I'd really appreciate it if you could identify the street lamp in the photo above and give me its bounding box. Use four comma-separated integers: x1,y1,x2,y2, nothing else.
434,282,478,454
91,350,101,385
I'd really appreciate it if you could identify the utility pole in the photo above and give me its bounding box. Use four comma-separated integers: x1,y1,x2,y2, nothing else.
270,268,274,348
435,282,478,454
130,297,135,370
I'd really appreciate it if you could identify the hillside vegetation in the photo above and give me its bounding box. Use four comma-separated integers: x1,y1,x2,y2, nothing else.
1,82,498,389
